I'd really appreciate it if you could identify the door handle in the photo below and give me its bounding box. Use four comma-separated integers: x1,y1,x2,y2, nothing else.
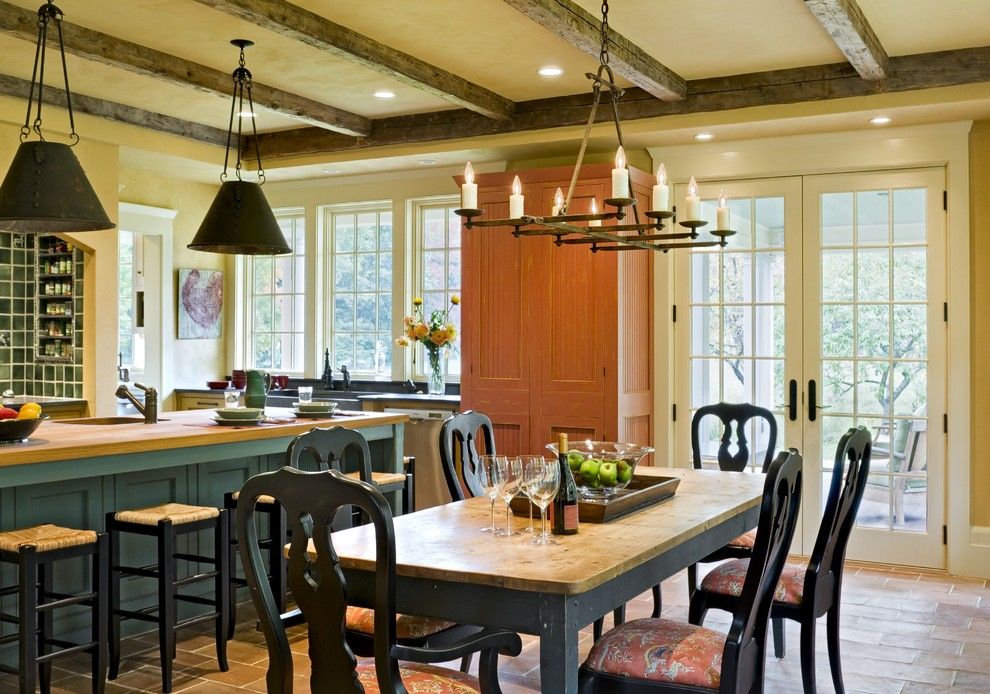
808,379,832,421
775,379,798,422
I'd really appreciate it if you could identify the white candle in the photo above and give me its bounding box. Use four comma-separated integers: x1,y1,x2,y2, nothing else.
611,146,629,199
509,175,524,218
716,189,730,230
652,163,670,212
589,198,602,226
461,161,478,209
685,176,700,221
551,187,564,216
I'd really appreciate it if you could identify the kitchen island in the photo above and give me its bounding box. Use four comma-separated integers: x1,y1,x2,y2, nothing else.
0,408,406,650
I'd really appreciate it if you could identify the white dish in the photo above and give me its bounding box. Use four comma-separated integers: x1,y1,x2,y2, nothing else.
213,417,263,426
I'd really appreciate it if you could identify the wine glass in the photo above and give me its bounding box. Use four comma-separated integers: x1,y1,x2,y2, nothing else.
524,459,560,546
516,456,546,533
494,457,523,536
477,455,505,533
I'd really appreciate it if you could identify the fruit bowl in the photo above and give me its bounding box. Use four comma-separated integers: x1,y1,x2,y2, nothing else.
0,417,45,444
546,440,655,498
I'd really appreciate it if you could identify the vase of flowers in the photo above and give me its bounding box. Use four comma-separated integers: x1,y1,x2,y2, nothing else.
395,295,459,395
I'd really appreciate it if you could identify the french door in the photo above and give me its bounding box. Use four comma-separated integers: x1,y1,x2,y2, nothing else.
673,168,946,568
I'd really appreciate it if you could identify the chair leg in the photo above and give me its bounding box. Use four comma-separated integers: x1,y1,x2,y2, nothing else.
107,523,121,681
38,562,53,694
404,473,415,515
18,549,38,694
687,590,708,627
268,505,287,614
772,616,786,658
613,605,625,628
158,523,176,694
226,506,238,641
93,535,108,694
592,616,604,642
215,511,230,672
800,615,817,694
651,583,663,618
827,606,845,694
687,563,699,601
459,653,473,673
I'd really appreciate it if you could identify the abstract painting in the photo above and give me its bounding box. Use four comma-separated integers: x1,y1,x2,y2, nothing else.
178,268,223,339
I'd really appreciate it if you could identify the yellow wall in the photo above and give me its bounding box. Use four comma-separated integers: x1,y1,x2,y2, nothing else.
970,121,990,526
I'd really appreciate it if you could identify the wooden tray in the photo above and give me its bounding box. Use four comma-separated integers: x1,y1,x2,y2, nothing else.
510,474,680,524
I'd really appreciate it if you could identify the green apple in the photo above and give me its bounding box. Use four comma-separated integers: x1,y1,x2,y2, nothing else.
617,460,633,483
567,451,585,471
579,459,600,481
598,462,618,486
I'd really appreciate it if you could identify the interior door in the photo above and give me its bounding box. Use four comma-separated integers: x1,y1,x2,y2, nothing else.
802,169,945,568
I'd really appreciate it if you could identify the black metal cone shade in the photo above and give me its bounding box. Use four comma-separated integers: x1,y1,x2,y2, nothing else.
188,180,290,255
0,141,114,232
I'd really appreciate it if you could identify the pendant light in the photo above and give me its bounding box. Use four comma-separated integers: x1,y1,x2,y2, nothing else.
0,1,113,233
188,39,290,255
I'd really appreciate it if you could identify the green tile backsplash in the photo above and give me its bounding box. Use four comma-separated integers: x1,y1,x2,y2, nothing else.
0,232,84,399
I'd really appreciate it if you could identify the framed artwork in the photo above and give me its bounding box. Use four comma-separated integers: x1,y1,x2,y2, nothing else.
178,268,223,339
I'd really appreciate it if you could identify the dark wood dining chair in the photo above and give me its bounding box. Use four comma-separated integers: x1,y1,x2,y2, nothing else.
439,410,496,501
683,402,779,603
236,466,521,693
579,448,803,693
690,426,871,694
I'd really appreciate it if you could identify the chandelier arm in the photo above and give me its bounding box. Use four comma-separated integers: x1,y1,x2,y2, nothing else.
53,15,78,144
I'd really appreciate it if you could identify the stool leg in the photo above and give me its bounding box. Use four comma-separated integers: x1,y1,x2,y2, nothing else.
107,521,121,680
226,506,237,641
93,534,108,694
268,505,287,614
38,562,53,694
158,522,176,694
18,548,38,694
215,510,230,672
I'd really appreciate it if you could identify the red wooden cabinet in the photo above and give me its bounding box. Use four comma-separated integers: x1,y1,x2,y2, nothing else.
460,163,655,457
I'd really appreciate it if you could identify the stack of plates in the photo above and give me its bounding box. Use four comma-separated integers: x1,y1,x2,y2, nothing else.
292,401,338,419
213,407,265,426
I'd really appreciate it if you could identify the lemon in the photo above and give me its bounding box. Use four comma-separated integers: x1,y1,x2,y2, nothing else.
16,403,42,420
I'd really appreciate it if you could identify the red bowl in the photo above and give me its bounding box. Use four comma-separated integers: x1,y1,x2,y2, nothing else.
207,380,230,390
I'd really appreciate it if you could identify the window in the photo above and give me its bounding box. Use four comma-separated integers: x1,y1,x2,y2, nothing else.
325,203,393,376
117,230,143,374
414,199,462,377
245,210,306,371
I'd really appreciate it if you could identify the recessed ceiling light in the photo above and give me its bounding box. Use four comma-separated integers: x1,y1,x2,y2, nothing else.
417,159,438,165
236,110,256,119
373,90,396,99
321,168,339,174
537,65,564,77
870,115,892,125
694,132,714,141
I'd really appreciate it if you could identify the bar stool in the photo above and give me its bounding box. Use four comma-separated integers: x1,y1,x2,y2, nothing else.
105,503,229,694
0,524,107,694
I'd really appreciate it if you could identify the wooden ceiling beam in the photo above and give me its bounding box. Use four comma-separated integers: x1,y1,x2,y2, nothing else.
191,0,515,121
250,46,990,160
0,73,229,146
0,0,371,136
805,0,889,80
501,0,686,101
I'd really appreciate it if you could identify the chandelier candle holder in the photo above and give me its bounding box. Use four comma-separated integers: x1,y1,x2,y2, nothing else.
453,0,734,253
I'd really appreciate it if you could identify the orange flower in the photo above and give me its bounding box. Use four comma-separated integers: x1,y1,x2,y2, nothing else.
413,323,429,339
403,316,413,326
430,329,448,346
394,336,410,347
445,323,458,341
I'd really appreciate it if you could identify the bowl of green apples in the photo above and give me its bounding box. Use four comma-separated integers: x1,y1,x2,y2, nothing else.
545,440,655,498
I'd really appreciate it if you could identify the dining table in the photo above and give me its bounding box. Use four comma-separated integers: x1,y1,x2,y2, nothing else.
326,466,766,693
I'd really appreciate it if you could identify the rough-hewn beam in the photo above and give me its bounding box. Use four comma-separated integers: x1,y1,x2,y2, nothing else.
805,0,889,80
0,0,370,136
191,0,515,121
251,46,990,160
0,73,229,146
501,0,686,101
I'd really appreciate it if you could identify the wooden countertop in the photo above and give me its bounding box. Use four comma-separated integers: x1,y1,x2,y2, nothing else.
315,468,765,595
0,408,407,468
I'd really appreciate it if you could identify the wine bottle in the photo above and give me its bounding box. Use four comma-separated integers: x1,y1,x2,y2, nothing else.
552,433,579,535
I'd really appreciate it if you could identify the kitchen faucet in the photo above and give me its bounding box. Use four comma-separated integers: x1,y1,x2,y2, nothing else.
340,364,351,391
115,383,158,424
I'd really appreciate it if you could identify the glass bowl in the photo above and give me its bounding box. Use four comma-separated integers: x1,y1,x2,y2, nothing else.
545,440,655,498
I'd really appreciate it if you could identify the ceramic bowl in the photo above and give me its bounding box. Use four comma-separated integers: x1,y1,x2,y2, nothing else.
295,401,338,413
0,417,44,443
545,440,655,498
214,407,263,420
207,380,230,390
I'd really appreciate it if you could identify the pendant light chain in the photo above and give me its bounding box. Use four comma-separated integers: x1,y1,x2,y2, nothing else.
21,1,78,145
599,0,610,67
220,43,265,184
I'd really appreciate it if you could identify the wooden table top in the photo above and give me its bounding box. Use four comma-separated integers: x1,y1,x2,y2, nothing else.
321,467,765,595
0,408,407,467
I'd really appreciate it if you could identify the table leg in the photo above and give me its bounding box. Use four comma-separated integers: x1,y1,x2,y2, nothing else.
539,597,579,693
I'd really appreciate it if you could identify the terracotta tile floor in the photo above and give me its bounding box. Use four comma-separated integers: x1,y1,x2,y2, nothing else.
4,562,990,693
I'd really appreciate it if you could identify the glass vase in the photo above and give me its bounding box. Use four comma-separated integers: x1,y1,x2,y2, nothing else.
426,345,445,395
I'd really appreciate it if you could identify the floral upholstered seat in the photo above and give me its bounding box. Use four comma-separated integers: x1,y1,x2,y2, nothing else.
357,661,481,692
583,618,726,689
346,606,457,640
700,559,807,605
727,529,757,549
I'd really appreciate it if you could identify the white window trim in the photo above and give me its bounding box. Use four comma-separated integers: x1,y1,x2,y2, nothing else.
408,194,462,383
320,200,395,380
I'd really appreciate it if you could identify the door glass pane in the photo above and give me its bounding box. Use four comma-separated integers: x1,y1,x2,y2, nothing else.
818,185,929,533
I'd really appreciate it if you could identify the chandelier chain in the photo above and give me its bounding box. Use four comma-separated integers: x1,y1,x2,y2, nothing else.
599,0,609,66
21,1,79,145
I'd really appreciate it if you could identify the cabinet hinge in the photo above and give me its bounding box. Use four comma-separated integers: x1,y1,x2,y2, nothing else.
672,404,677,422
672,304,677,323
943,525,948,545
944,302,948,322
943,190,948,211
943,413,948,434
